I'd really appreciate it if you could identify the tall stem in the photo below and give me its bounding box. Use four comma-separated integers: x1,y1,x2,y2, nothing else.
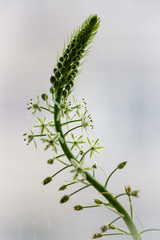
54,88,142,240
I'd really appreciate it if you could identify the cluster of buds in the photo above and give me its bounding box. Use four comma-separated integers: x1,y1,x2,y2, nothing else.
49,15,100,98
125,185,139,198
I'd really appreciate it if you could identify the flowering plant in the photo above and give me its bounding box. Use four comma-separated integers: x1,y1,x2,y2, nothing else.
25,15,159,240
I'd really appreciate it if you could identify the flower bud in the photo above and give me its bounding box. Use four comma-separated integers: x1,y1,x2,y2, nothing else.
101,225,108,233
65,84,71,92
53,81,59,89
61,67,65,74
59,56,63,62
92,163,97,169
74,205,83,211
62,89,68,98
42,176,52,185
125,185,131,195
92,233,103,239
61,76,66,83
67,74,72,82
47,158,54,164
41,93,48,101
50,75,56,84
69,80,74,88
55,70,61,79
53,68,57,73
94,199,102,204
60,195,69,204
59,185,67,191
117,161,127,169
108,224,116,230
57,62,62,69
130,190,139,198
50,87,55,94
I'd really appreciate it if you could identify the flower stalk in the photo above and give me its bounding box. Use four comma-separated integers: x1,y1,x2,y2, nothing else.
26,14,160,240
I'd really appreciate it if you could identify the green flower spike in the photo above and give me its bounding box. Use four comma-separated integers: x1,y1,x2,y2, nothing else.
50,15,100,98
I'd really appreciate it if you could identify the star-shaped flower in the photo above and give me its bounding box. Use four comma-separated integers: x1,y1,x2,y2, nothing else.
87,137,104,158
41,133,60,152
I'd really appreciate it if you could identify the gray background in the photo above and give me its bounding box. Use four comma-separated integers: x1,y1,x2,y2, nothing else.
0,0,160,239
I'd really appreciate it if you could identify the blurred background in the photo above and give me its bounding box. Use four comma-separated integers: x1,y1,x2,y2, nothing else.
0,0,160,239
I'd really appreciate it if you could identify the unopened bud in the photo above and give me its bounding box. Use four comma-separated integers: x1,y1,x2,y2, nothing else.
117,161,127,169
60,195,69,204
50,75,56,84
47,158,54,165
41,93,48,101
50,87,55,94
130,190,139,198
57,62,62,69
92,233,103,239
125,185,131,195
94,199,102,205
74,205,83,211
101,225,108,233
42,176,52,185
59,185,67,191
108,224,116,230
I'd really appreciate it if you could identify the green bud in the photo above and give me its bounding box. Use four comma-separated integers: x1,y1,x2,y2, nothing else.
74,205,83,211
59,185,67,191
65,84,71,92
50,87,55,94
125,185,131,195
50,75,56,84
92,163,97,169
92,233,103,239
64,53,68,59
42,176,52,185
57,62,62,69
89,15,98,27
41,93,48,101
108,224,116,230
94,199,102,204
117,161,127,169
55,70,61,79
130,190,139,198
62,89,68,98
69,80,74,88
47,158,54,164
66,48,70,54
60,195,69,204
61,67,65,74
53,81,59,89
59,56,63,62
53,68,57,73
101,225,108,233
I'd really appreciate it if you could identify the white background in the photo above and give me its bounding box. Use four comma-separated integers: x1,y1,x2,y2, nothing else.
0,0,160,239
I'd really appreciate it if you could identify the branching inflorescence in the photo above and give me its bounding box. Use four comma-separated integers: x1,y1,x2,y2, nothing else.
25,15,160,239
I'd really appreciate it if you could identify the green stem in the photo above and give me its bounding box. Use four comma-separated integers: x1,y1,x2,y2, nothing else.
69,185,90,197
80,148,92,161
105,167,118,188
54,88,142,240
40,106,54,113
64,125,82,137
51,165,72,179
61,119,81,126
140,228,160,234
